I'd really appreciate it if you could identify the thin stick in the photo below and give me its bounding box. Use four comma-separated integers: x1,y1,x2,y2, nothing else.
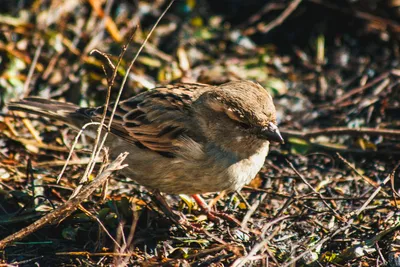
354,169,393,217
0,152,128,250
77,1,175,195
232,216,289,267
18,41,44,144
281,220,353,267
332,71,390,105
79,32,134,187
336,153,382,190
23,40,43,97
244,0,302,35
57,122,100,183
281,126,400,139
79,204,122,250
107,0,176,127
286,159,345,221
309,0,400,32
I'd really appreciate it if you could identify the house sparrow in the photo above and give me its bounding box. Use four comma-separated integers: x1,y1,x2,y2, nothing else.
8,80,283,195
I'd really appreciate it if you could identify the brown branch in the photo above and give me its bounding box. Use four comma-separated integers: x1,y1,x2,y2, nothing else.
309,0,400,32
244,0,302,35
336,153,381,188
331,71,390,106
311,144,400,156
281,127,400,139
352,167,393,217
243,186,395,201
239,3,286,28
23,39,43,97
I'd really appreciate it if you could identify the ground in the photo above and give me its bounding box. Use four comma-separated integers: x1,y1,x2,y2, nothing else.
0,0,400,266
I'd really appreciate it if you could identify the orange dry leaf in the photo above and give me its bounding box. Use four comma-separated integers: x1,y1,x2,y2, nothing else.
87,0,122,42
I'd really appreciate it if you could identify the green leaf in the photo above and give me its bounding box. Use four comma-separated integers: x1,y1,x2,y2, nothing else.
288,137,309,155
264,77,288,96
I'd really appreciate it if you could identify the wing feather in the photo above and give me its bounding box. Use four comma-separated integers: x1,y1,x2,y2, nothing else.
86,83,210,157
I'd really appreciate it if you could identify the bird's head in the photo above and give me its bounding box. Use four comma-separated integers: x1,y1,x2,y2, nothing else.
194,80,283,156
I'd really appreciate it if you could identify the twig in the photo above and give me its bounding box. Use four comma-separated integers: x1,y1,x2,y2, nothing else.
107,0,175,126
336,153,383,190
273,192,296,219
281,220,353,266
286,159,345,221
77,31,134,188
241,193,267,228
353,163,399,217
23,39,43,97
55,251,143,258
0,152,128,250
79,204,122,250
113,203,139,266
331,221,400,264
390,162,400,201
308,0,400,32
20,113,43,144
309,143,400,155
15,159,101,168
244,0,302,35
57,122,100,183
74,1,175,198
232,217,287,267
243,186,395,201
281,126,400,139
241,3,286,28
376,242,387,265
261,215,292,238
0,132,86,153
331,71,390,106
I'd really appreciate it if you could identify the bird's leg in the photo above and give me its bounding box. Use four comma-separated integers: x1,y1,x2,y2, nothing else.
191,194,218,221
151,190,201,231
151,191,241,228
191,194,242,226
151,190,186,225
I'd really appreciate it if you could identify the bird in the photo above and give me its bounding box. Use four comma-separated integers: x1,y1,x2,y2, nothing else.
8,80,283,196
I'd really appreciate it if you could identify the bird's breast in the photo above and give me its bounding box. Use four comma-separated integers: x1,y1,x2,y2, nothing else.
224,142,270,192
106,135,269,195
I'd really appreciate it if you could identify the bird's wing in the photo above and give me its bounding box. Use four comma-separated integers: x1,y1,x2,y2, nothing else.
82,83,210,157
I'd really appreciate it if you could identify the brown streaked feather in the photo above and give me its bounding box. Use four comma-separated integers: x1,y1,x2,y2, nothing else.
86,83,211,156
8,97,86,128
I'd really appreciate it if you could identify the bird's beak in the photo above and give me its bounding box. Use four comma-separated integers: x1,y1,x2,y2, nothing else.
260,122,284,144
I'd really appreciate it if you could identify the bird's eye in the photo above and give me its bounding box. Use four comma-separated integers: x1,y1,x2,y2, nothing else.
223,109,250,129
238,121,251,129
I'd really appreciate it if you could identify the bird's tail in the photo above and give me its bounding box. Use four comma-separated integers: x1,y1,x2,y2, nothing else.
8,97,88,129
